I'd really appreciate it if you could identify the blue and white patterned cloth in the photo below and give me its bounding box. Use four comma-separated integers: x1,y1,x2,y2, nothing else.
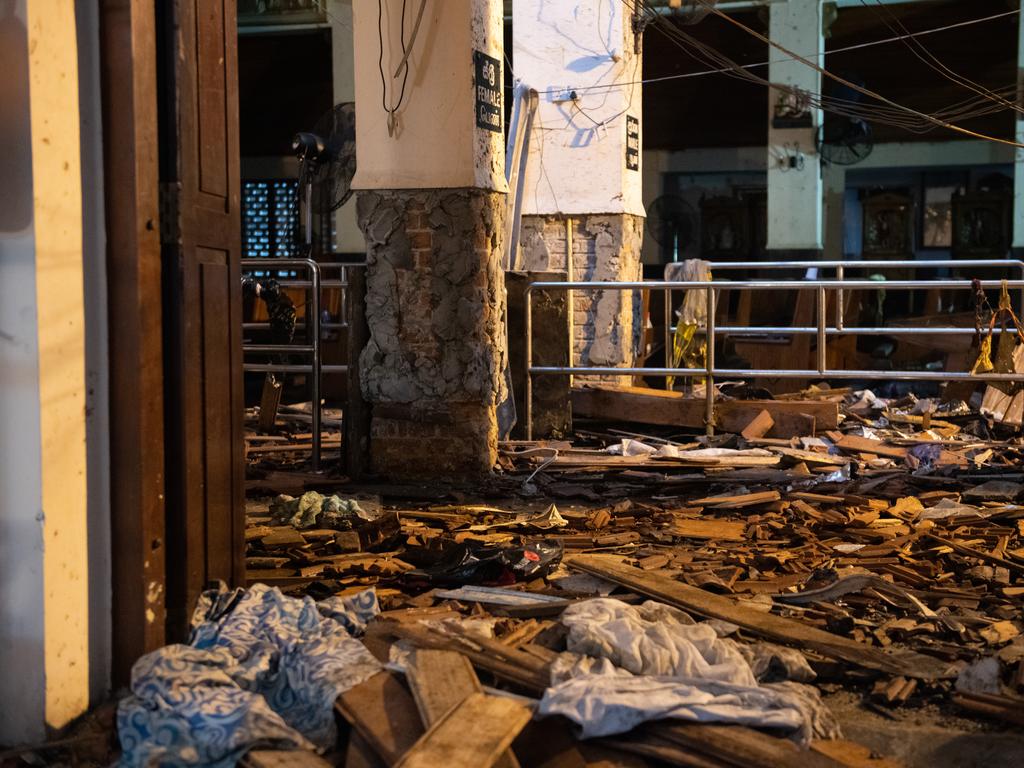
117,584,382,767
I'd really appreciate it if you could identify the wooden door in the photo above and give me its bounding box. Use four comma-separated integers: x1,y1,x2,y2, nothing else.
158,0,245,635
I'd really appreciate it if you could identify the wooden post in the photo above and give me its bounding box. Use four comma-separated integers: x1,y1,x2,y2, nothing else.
346,265,371,479
99,0,167,683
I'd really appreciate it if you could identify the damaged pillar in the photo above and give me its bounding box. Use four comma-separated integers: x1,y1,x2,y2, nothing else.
513,1,645,383
767,0,824,257
351,0,507,477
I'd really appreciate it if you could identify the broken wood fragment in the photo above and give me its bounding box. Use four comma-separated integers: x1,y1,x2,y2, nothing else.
394,692,532,768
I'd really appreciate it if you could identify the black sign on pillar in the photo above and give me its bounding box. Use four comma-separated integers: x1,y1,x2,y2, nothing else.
626,115,640,171
474,50,502,133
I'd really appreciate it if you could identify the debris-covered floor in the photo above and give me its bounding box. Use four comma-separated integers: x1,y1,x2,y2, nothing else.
29,386,1024,768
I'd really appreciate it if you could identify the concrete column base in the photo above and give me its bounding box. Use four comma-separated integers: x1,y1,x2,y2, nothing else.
520,213,644,385
356,188,507,478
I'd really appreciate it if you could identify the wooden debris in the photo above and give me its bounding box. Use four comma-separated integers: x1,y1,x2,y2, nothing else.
566,554,955,680
405,649,520,768
741,409,776,440
393,692,532,768
335,672,424,765
572,385,839,433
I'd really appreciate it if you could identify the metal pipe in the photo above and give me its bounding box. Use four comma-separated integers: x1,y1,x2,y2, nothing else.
310,261,322,471
705,286,715,437
706,259,1024,271
526,285,534,441
526,279,1024,290
836,264,845,331
244,322,349,331
566,216,574,385
528,365,1024,382
816,286,827,374
677,325,1010,337
663,285,672,387
244,344,315,354
243,363,349,374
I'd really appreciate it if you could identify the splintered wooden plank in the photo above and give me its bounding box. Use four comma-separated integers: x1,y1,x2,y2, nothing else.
242,751,333,768
828,433,908,460
335,672,424,766
565,554,955,681
571,385,839,432
394,692,532,768
647,723,845,768
689,490,781,509
345,732,387,768
740,409,775,440
406,649,520,768
670,518,747,541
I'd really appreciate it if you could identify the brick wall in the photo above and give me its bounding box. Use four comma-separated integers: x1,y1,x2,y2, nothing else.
519,213,644,384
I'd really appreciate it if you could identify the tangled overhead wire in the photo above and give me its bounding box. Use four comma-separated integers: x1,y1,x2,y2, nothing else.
627,0,1024,147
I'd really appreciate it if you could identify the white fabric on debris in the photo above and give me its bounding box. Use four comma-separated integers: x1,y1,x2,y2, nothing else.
538,598,838,744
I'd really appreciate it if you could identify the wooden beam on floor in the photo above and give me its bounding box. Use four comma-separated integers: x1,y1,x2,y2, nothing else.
571,385,838,436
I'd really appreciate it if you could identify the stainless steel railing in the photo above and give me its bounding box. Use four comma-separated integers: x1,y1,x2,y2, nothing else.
241,259,360,470
525,273,1024,440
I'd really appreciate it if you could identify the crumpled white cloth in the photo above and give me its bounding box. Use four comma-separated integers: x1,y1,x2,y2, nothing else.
558,597,755,684
538,598,838,745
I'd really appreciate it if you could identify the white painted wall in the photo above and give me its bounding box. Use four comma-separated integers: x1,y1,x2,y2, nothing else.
767,0,823,250
0,0,95,740
0,0,47,741
351,0,506,192
514,0,644,217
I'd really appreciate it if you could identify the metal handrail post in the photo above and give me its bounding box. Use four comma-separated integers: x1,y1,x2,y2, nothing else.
525,285,534,441
310,261,322,472
817,286,827,374
836,264,845,330
240,257,326,471
705,285,715,436
664,286,672,388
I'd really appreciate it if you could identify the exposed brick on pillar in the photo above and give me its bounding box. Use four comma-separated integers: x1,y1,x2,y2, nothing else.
357,189,507,478
519,213,643,385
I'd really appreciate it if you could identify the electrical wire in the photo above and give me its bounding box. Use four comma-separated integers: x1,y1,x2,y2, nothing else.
859,0,1024,117
673,0,1024,147
378,0,411,137
623,0,1016,141
549,6,1019,98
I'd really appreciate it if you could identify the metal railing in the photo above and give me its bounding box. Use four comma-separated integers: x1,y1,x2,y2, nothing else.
525,270,1024,440
241,259,358,470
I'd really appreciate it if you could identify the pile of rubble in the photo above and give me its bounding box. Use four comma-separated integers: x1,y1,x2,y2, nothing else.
108,386,1024,767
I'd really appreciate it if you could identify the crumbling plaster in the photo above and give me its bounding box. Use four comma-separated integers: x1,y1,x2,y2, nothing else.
520,213,643,375
357,188,508,408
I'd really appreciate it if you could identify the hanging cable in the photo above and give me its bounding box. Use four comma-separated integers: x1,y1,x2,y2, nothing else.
541,7,1019,97
378,0,411,137
673,0,1024,147
859,0,1024,117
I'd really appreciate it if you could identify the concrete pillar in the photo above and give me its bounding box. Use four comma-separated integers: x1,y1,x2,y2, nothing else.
823,164,846,261
327,0,364,255
351,0,507,477
1014,6,1024,250
767,0,824,256
513,0,645,382
0,0,91,740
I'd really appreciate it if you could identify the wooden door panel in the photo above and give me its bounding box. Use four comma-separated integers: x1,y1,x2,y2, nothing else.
199,257,236,580
195,0,229,202
160,0,243,637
